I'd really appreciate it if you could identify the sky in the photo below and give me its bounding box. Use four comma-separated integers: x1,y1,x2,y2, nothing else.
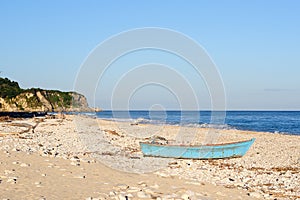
0,1,300,110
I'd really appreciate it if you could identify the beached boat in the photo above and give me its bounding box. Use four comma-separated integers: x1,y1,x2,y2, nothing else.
140,138,255,159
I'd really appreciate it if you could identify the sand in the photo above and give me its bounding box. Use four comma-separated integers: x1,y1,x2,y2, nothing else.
0,114,299,199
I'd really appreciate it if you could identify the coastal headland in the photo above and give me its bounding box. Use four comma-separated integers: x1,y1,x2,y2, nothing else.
0,77,92,113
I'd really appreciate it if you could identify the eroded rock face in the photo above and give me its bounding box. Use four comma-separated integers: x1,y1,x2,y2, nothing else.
0,91,92,112
0,77,93,112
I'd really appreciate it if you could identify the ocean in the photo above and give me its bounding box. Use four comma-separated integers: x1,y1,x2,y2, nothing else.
93,111,300,136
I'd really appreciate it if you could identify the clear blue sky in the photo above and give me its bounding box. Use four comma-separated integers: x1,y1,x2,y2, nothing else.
1,1,300,110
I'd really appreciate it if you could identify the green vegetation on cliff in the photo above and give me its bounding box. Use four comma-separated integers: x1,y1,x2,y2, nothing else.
0,77,91,112
0,78,23,99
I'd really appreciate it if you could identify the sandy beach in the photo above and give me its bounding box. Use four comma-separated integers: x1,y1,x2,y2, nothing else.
0,115,299,200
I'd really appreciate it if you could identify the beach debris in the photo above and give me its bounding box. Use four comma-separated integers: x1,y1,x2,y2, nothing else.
104,129,120,136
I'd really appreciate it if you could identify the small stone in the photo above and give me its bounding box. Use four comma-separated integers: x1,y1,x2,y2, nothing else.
70,156,80,161
127,187,140,193
138,181,146,185
70,161,80,166
109,191,117,197
143,188,155,195
181,193,190,200
150,184,159,189
115,183,129,190
118,194,128,200
137,191,151,198
248,192,261,198
20,163,30,167
74,175,86,179
7,178,17,184
12,161,19,165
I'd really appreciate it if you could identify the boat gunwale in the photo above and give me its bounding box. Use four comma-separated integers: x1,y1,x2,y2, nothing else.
140,138,255,147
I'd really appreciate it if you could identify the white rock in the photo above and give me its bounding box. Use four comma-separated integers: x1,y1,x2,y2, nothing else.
73,175,86,179
20,163,30,167
248,192,261,198
115,183,129,190
137,191,151,198
118,194,128,200
181,193,190,200
127,187,140,193
150,184,159,189
109,191,117,197
7,178,17,184
70,161,80,166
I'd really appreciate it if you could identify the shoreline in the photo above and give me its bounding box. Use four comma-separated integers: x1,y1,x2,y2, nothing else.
0,114,299,199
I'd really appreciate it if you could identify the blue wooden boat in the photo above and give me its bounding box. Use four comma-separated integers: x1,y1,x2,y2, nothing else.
140,138,255,159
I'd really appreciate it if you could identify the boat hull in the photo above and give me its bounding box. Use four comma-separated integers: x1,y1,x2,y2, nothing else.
140,138,255,159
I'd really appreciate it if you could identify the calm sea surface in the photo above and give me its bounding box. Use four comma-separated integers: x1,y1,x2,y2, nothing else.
93,111,300,135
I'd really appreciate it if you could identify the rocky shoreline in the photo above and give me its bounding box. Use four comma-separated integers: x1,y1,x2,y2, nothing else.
0,114,299,199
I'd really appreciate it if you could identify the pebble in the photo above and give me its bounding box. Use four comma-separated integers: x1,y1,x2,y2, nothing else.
73,175,86,179
126,187,140,193
150,184,159,189
109,191,117,197
115,183,129,190
20,163,30,167
7,177,17,184
137,181,147,186
70,161,80,166
118,194,128,200
248,192,261,198
181,193,190,200
136,191,151,198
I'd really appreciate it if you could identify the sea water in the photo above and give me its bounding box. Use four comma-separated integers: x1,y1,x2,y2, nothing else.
94,111,300,135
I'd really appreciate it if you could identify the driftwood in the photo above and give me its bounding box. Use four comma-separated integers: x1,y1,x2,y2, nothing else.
104,129,120,136
0,121,41,137
0,132,20,137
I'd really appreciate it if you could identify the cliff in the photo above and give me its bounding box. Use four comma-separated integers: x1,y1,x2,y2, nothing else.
0,77,92,112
